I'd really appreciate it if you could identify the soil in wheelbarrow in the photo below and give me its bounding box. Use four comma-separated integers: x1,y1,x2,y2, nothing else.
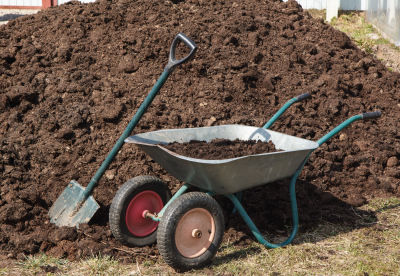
162,139,283,159
1,0,400,267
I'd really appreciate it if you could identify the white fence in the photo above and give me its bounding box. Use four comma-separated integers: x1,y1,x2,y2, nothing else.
0,0,41,6
284,0,368,10
367,0,400,46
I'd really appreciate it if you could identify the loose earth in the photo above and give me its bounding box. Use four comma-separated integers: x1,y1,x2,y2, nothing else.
0,0,399,266
161,139,282,160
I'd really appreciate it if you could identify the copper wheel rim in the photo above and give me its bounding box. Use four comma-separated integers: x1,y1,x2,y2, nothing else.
175,208,215,258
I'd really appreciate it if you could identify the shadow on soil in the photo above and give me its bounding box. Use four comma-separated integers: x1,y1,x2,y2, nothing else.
213,178,378,252
213,246,262,265
0,14,26,22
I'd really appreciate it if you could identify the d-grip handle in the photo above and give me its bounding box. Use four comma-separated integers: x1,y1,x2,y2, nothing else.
295,93,311,102
362,111,382,120
165,33,198,74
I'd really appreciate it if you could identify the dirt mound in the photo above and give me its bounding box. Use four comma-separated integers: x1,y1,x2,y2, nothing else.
162,139,282,159
0,0,399,266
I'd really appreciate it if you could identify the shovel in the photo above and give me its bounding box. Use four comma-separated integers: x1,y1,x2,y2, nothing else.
49,33,198,227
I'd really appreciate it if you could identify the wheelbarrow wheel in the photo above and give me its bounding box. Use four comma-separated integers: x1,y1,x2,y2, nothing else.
109,175,172,247
157,192,224,271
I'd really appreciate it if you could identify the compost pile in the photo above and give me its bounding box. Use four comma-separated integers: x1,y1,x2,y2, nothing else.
0,0,399,265
162,139,282,159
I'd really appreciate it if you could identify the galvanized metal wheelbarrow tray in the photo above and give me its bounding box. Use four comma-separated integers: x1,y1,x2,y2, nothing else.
125,94,381,248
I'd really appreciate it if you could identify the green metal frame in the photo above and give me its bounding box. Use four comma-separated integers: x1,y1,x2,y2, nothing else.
232,94,308,214
157,183,191,218
225,113,368,248
316,115,363,146
263,97,301,129
149,113,374,248
225,170,301,248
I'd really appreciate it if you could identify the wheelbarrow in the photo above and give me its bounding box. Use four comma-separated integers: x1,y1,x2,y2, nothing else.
109,95,381,270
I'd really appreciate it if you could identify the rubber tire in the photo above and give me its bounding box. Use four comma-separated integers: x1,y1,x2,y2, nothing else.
157,192,224,271
109,175,172,247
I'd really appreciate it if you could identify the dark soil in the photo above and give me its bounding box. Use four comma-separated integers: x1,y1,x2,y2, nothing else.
0,0,399,267
162,139,282,159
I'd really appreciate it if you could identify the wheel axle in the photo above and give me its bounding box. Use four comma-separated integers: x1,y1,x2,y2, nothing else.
143,210,161,221
192,229,202,239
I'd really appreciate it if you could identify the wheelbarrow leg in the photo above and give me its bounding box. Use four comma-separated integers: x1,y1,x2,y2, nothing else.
157,183,192,218
232,191,242,214
225,169,302,248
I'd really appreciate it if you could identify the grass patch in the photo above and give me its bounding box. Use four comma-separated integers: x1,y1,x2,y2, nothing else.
308,10,398,55
0,268,10,276
389,43,400,52
15,252,70,274
71,254,132,275
375,37,391,45
307,9,326,21
12,253,136,275
182,199,400,275
328,11,376,53
367,197,400,212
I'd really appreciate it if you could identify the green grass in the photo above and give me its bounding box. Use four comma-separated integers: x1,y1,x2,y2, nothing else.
0,268,10,276
368,197,400,212
15,252,70,273
389,43,400,52
71,254,130,275
375,38,391,45
331,12,376,53
204,215,400,275
13,253,135,275
308,10,397,54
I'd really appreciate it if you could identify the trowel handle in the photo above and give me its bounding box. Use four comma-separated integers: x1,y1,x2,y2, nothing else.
165,33,198,73
362,111,381,120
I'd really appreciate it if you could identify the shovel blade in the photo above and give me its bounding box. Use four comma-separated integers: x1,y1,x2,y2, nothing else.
49,180,100,228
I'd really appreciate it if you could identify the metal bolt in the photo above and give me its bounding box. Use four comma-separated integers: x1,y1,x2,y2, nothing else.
192,229,202,239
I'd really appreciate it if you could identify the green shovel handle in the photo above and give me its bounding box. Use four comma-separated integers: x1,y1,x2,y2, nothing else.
83,34,197,198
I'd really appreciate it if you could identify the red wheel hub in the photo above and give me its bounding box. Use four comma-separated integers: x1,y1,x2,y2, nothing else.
125,191,163,237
